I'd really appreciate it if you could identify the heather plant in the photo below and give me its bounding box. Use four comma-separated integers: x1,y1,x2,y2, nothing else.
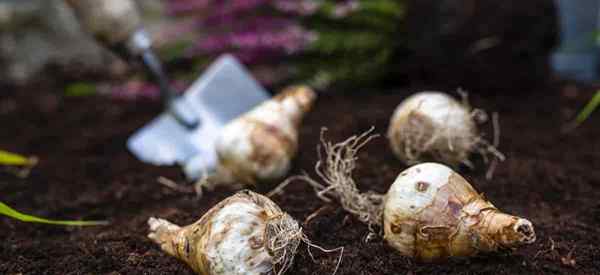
163,0,407,88
165,0,317,64
296,0,407,88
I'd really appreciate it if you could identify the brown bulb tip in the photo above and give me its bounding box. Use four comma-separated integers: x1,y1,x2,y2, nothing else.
514,218,536,245
147,217,182,257
279,85,317,112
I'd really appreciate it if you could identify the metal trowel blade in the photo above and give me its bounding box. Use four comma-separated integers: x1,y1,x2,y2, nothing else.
126,54,269,178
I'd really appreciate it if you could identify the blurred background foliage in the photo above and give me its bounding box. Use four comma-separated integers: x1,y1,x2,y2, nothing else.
162,0,408,89
0,0,558,97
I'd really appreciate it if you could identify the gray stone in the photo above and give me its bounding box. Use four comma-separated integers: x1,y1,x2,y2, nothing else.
0,0,112,84
0,0,163,85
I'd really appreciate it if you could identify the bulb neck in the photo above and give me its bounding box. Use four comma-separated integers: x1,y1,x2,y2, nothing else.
173,225,210,273
274,86,316,125
474,208,536,251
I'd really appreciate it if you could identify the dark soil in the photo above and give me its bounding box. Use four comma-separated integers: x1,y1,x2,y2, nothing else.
1,80,599,275
405,0,558,92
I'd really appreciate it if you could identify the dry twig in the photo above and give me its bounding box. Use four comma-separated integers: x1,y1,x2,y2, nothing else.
157,177,195,194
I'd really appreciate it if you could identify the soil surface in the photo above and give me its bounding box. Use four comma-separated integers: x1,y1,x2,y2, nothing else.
1,80,599,275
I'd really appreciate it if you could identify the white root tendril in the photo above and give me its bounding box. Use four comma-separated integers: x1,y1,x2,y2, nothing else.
266,214,343,275
281,127,384,233
193,167,241,198
484,112,504,179
462,91,505,179
470,110,505,180
157,177,195,194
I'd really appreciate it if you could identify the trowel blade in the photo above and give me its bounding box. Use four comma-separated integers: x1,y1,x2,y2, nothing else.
127,54,269,178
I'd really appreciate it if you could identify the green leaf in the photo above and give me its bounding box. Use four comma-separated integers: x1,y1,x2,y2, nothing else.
359,0,405,18
310,30,389,53
65,82,96,97
159,39,194,61
0,202,108,226
575,91,600,124
0,150,34,166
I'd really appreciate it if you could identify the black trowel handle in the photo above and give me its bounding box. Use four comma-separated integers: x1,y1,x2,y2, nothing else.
139,46,199,129
117,28,200,129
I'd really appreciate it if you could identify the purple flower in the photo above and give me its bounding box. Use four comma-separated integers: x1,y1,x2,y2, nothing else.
163,0,318,83
201,27,312,53
273,0,320,16
204,0,269,23
332,0,360,18
108,80,186,101
166,0,212,14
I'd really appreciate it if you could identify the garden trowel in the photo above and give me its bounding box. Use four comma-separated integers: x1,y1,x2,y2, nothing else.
127,54,269,179
66,0,269,178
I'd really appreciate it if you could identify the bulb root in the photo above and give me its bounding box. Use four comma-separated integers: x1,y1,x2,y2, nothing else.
284,127,384,232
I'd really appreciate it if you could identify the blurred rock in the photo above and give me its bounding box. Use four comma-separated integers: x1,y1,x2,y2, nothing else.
406,0,559,91
0,0,40,30
0,0,162,86
0,0,112,85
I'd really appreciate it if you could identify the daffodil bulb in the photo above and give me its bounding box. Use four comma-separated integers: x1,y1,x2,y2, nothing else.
387,91,502,168
148,190,303,275
201,86,316,192
289,129,534,262
383,162,535,261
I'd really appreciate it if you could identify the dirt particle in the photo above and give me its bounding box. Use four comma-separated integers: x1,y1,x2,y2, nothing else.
249,236,264,249
416,181,430,192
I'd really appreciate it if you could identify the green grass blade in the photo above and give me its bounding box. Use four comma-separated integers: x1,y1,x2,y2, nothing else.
0,202,108,226
0,150,34,166
575,91,600,124
64,82,96,97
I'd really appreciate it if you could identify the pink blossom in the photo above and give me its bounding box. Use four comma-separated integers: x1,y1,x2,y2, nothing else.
108,80,187,101
273,0,320,15
166,0,212,14
332,0,360,18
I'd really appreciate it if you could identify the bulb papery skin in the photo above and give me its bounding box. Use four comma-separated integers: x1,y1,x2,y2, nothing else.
148,190,293,275
387,92,477,167
383,163,536,262
215,86,317,185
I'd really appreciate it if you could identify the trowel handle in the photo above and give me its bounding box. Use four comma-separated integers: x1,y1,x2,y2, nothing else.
140,48,194,124
125,31,200,129
137,46,174,102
